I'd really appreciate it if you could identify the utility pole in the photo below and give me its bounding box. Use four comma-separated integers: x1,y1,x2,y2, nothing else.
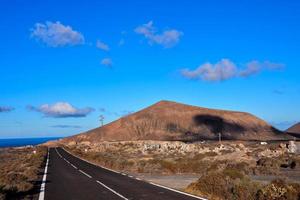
99,115,104,127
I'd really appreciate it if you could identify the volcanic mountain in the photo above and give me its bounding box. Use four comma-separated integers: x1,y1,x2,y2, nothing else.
61,100,290,144
286,122,300,137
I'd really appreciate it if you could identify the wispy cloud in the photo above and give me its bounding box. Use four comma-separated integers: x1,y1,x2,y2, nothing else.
239,61,284,77
119,38,125,46
99,108,134,117
50,125,82,128
101,58,113,67
0,106,14,113
28,102,94,118
122,110,134,117
114,110,134,117
96,40,110,51
31,21,85,47
273,89,284,95
99,108,106,112
181,59,285,82
119,31,126,46
135,21,183,48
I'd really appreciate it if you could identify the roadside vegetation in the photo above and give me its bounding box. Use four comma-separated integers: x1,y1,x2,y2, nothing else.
0,146,47,200
66,145,218,174
65,141,300,200
185,168,300,200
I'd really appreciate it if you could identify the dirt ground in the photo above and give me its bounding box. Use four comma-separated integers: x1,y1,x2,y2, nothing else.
131,173,199,190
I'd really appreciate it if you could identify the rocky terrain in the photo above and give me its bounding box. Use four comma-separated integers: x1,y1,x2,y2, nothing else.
63,140,300,176
60,100,290,145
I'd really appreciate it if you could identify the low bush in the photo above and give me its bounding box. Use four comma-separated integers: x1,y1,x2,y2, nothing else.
185,168,259,200
185,169,300,200
257,179,300,200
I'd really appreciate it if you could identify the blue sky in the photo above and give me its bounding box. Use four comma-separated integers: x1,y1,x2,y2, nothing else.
0,0,299,138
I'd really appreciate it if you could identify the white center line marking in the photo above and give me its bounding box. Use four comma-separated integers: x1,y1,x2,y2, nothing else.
96,180,129,200
55,148,62,158
79,170,92,178
71,164,78,169
62,147,120,174
38,149,50,200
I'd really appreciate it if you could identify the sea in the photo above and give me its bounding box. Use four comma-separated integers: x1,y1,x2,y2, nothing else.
0,137,62,148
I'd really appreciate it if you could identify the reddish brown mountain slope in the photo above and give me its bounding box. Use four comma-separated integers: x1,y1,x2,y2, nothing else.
62,100,290,143
286,123,300,135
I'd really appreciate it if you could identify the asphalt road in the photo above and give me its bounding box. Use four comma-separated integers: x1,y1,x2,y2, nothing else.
43,147,206,200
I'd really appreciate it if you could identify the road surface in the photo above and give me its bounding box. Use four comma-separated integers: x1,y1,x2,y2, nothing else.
41,147,206,200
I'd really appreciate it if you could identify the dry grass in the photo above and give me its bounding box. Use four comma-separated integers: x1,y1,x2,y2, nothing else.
0,146,47,200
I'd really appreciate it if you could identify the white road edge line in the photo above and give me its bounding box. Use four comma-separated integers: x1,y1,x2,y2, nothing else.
38,148,50,200
79,170,92,178
62,147,206,200
96,180,129,200
149,182,207,200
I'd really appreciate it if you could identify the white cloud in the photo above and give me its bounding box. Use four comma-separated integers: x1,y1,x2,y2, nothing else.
135,21,183,48
31,21,85,47
181,59,285,82
101,58,113,67
96,40,110,51
181,59,237,81
28,102,94,118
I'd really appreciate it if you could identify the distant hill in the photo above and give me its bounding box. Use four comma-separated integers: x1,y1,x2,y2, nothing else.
286,122,300,138
61,100,290,144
